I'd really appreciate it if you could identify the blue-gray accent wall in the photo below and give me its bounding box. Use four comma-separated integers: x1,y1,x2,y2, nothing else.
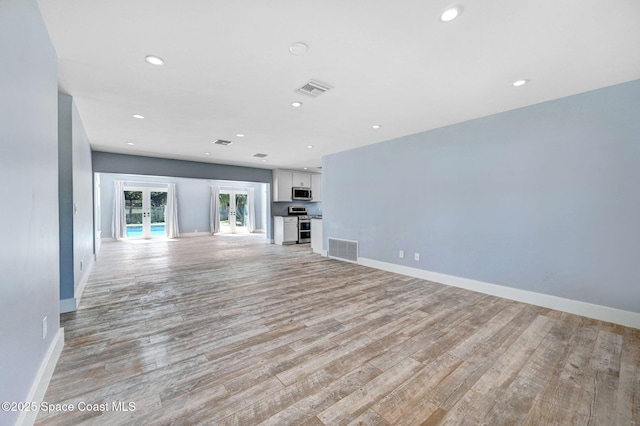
58,93,94,306
0,0,61,423
93,152,272,183
323,79,640,314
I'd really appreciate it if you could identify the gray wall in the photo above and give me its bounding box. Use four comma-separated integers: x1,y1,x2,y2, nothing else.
99,173,269,237
0,0,61,423
93,152,272,183
323,79,640,314
58,94,94,304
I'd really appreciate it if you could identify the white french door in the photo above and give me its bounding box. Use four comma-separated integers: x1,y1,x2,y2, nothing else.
123,186,168,238
219,190,248,234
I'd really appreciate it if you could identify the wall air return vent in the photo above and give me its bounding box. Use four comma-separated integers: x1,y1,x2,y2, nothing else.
253,153,268,158
214,139,233,146
296,80,333,98
328,238,358,263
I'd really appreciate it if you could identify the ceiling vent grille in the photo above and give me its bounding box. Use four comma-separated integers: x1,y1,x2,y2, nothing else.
296,80,333,98
253,153,268,158
214,139,233,146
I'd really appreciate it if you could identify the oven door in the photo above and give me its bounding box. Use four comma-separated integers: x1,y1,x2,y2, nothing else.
298,220,311,242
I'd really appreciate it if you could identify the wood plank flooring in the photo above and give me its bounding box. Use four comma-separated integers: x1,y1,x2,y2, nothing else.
36,235,640,425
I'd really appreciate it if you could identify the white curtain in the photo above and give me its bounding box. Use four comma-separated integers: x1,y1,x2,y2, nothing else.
210,186,220,234
165,183,180,238
247,187,255,233
112,180,126,240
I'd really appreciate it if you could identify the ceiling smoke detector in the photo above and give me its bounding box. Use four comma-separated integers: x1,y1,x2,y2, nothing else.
214,139,233,146
253,153,268,158
296,80,333,98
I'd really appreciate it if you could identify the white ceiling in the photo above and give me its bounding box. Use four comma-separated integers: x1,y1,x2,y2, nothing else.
37,0,640,171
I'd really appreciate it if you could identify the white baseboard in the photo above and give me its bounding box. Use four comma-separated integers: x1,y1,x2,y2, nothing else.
358,257,640,330
60,258,94,313
59,298,76,314
179,232,213,237
17,328,64,426
74,257,93,308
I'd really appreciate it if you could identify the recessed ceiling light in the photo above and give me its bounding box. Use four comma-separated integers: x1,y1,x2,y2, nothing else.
132,114,144,119
512,79,530,87
204,152,211,156
440,7,462,22
307,145,313,149
262,159,267,162
289,42,308,56
372,124,381,129
303,167,308,170
236,133,245,138
126,142,135,146
291,101,303,108
145,55,165,66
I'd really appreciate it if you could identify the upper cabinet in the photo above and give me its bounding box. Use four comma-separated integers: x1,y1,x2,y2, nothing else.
311,173,322,202
273,169,322,202
292,172,311,188
273,169,293,202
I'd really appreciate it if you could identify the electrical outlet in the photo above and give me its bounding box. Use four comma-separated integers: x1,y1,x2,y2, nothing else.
195,229,198,233
414,252,420,261
399,250,404,259
42,316,48,340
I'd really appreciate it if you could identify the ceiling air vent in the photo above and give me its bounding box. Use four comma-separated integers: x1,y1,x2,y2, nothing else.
253,153,268,158
296,80,333,98
214,139,233,146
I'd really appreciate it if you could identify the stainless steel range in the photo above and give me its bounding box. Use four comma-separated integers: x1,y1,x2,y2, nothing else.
288,206,311,243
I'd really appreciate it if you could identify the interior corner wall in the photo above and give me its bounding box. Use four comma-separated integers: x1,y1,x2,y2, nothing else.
58,94,94,312
0,0,62,424
323,79,640,315
58,94,74,301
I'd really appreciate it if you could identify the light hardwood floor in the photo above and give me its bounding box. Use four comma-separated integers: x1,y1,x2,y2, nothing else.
36,235,639,425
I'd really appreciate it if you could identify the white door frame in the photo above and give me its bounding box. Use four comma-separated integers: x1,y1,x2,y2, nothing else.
123,186,168,238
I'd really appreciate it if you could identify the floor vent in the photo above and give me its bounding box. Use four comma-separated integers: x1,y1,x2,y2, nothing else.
328,238,358,263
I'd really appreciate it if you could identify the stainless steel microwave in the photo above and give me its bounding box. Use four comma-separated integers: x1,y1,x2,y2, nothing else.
292,187,312,201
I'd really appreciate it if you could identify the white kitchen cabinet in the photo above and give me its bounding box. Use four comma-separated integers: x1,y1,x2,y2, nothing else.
273,170,293,202
292,172,311,188
311,173,322,202
273,169,322,202
274,216,298,245
311,218,323,254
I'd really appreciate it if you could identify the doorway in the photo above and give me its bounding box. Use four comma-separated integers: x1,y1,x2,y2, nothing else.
124,187,168,238
219,190,248,234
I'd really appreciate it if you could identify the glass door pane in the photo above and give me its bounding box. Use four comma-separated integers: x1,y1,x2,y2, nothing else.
234,193,248,232
219,192,231,234
150,191,167,237
124,190,144,238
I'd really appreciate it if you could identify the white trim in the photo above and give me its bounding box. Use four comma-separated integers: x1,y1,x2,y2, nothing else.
358,257,640,330
17,328,64,426
74,257,94,309
60,298,76,314
179,232,213,238
60,258,94,314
